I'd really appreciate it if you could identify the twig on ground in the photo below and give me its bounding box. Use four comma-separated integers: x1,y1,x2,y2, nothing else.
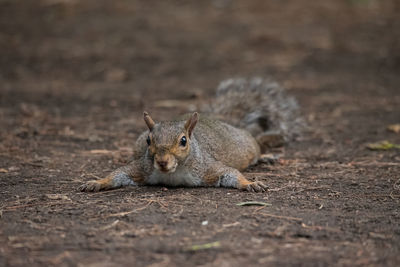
4,201,73,211
189,241,221,251
102,200,154,218
99,220,120,230
301,223,341,233
349,161,400,167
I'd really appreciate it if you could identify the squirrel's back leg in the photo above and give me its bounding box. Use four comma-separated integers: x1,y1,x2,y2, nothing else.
204,162,268,192
78,163,145,192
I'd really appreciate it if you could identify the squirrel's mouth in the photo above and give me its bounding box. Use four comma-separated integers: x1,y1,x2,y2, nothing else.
155,162,178,173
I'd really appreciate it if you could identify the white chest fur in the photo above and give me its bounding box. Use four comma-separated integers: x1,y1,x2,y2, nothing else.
147,167,203,187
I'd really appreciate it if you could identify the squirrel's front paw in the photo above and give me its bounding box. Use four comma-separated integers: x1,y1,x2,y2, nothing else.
245,181,268,193
78,180,103,192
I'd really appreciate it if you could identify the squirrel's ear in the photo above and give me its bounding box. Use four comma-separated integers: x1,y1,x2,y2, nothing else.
184,112,198,137
143,111,155,131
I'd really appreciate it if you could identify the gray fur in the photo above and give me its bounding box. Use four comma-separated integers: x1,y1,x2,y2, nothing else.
209,77,304,143
111,171,136,187
219,173,239,188
147,167,203,187
134,121,258,187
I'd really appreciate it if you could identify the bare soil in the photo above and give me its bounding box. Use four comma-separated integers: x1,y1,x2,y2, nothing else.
1,1,400,266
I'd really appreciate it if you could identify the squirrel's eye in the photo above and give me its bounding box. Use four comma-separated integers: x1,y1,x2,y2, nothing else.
146,136,151,146
180,136,187,147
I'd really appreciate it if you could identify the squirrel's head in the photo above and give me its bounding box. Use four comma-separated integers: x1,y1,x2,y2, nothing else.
143,111,198,173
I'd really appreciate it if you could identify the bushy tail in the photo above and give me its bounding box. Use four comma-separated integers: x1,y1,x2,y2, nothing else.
209,77,304,149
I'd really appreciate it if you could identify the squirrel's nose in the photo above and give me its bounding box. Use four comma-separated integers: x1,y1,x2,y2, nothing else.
157,161,168,168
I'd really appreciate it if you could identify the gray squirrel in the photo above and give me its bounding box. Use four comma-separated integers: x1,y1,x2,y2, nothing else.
79,78,303,193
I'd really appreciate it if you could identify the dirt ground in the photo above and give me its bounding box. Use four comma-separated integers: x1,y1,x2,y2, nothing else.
1,0,400,266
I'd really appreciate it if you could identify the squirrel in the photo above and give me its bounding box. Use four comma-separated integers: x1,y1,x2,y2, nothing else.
79,77,303,193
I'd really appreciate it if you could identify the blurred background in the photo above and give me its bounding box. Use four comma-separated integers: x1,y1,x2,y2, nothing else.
1,0,399,95
1,0,400,146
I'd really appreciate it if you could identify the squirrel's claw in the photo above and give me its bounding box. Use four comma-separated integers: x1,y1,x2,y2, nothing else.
245,181,268,193
78,180,102,192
